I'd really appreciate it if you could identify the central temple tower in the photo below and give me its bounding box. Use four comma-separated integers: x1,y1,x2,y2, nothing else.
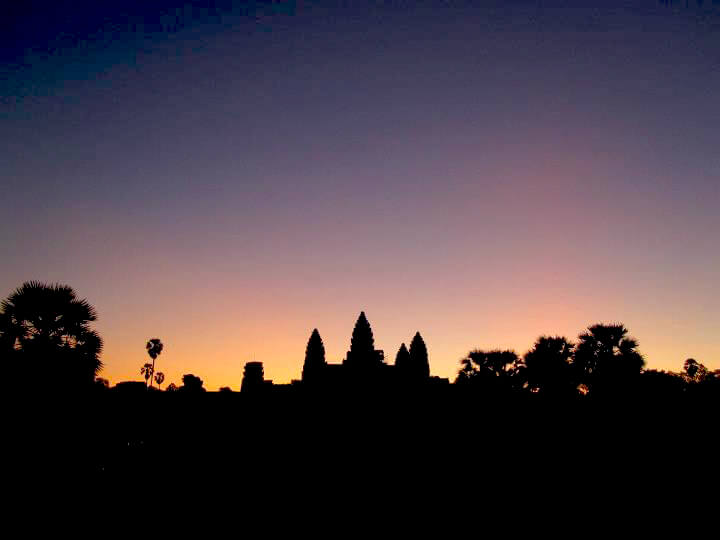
343,311,384,368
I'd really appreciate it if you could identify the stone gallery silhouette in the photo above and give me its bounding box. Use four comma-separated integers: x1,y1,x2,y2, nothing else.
241,312,449,393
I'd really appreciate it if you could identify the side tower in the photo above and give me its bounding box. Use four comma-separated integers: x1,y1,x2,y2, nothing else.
302,328,326,383
394,343,410,371
241,361,267,393
407,332,430,380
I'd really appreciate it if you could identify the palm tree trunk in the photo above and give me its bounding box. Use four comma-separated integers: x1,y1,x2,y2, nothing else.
150,358,156,389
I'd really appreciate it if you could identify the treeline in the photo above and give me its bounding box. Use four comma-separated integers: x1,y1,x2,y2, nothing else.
455,324,718,401
1,281,717,401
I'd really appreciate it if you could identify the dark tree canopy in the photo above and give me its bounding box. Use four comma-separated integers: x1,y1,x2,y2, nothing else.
0,281,103,389
302,328,326,381
683,358,709,383
180,373,205,393
456,349,520,395
408,332,430,379
638,369,685,399
146,338,163,360
523,336,576,397
681,358,719,398
573,323,644,397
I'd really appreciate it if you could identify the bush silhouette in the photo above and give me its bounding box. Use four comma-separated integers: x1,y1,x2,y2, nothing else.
180,374,205,393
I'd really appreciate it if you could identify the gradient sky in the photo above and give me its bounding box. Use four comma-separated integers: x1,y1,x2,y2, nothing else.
2,1,718,389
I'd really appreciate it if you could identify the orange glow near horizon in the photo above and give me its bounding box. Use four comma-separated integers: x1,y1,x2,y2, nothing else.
94,286,718,390
3,5,718,390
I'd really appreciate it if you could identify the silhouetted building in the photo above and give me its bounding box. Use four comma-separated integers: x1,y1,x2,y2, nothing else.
242,361,272,394
395,343,411,372
343,311,384,369
408,332,430,379
299,311,448,390
302,328,326,383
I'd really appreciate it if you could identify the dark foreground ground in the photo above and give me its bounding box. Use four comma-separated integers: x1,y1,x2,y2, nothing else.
39,389,716,490
24,389,714,531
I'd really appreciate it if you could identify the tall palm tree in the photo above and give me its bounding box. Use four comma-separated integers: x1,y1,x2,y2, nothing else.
522,336,576,398
573,323,644,397
0,281,103,388
141,363,154,387
146,338,163,389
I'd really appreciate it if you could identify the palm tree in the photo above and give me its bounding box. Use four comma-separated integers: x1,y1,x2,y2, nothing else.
573,323,644,397
0,281,103,388
456,349,521,396
141,363,154,387
522,336,576,398
154,371,165,388
146,338,163,389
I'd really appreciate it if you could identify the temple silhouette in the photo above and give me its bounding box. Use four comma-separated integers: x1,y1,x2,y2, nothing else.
241,311,449,393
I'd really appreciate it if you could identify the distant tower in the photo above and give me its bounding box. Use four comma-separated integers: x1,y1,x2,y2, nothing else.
395,343,411,371
302,328,326,382
241,361,265,393
344,311,383,368
408,332,430,379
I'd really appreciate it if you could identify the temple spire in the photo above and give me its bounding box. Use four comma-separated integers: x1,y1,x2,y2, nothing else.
344,311,382,368
350,311,375,356
302,328,326,381
395,343,411,370
408,331,430,379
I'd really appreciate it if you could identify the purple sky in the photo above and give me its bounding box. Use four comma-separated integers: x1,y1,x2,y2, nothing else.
2,1,718,388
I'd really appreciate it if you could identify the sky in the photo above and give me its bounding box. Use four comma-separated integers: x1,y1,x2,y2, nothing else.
2,1,718,389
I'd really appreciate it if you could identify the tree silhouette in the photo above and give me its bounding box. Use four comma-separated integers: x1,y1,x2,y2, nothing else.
408,332,430,379
0,281,103,389
146,338,164,389
522,336,576,398
682,358,709,383
638,369,685,399
456,349,520,395
180,373,205,393
681,358,719,400
302,328,326,381
573,323,644,397
166,383,178,392
154,371,165,388
140,363,154,387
